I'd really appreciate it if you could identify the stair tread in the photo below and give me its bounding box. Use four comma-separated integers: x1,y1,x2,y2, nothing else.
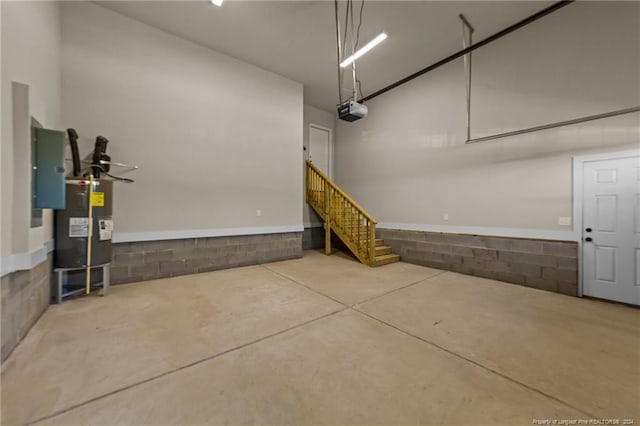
375,245,392,255
375,253,400,260
373,252,400,267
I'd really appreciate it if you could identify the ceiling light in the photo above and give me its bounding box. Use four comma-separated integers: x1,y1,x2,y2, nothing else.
340,32,387,68
211,0,224,6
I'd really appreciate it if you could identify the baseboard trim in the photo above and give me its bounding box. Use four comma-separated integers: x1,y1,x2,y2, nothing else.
112,225,304,243
377,223,576,242
1,239,54,277
303,222,323,228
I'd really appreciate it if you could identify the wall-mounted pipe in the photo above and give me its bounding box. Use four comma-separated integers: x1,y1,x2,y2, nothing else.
334,0,344,105
465,106,640,144
86,174,95,294
361,0,574,103
460,14,474,143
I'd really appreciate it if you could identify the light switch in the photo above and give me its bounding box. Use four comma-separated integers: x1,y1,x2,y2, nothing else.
558,216,571,226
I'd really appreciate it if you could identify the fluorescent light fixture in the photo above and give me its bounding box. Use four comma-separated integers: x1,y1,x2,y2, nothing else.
211,0,224,6
340,32,387,68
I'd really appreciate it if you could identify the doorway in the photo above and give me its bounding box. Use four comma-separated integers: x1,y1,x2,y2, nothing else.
308,124,332,178
574,150,640,305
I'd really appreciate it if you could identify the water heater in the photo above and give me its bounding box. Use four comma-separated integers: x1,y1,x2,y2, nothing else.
55,179,113,268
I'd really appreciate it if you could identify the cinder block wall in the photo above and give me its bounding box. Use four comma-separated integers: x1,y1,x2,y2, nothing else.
302,227,324,250
110,232,302,285
1,256,52,362
378,229,578,296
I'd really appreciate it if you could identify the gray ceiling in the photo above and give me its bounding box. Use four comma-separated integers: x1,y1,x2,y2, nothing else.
96,1,551,112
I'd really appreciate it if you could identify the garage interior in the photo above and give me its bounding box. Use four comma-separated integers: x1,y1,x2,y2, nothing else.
1,0,639,425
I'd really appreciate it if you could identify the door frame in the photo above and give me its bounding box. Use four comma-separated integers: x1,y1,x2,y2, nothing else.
572,149,640,297
308,123,333,179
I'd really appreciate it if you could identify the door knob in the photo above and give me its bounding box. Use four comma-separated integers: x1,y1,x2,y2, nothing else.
585,227,592,233
585,237,593,242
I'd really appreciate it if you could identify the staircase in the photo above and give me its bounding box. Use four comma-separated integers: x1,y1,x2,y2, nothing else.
306,160,400,267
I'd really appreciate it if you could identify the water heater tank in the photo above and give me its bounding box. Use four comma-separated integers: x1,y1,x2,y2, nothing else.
55,179,113,268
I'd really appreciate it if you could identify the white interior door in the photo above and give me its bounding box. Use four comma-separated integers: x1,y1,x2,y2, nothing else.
582,155,640,305
309,125,330,177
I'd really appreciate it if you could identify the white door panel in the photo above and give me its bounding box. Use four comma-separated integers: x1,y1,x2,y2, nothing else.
596,169,617,183
594,246,615,282
582,155,640,305
595,195,617,232
635,194,640,233
636,249,640,287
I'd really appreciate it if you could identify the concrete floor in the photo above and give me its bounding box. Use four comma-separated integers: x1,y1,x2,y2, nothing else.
1,250,639,425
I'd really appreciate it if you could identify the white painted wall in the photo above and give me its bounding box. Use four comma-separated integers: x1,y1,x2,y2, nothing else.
1,1,60,270
303,104,335,227
61,3,303,240
335,1,640,236
472,2,639,136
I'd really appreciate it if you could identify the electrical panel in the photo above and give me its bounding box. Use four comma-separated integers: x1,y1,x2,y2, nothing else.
33,127,66,209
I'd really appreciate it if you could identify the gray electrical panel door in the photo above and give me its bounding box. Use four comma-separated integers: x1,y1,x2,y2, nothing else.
34,127,66,209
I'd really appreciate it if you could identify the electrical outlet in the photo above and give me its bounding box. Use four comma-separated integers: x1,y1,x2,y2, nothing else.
558,216,571,226
443,213,449,221
256,209,262,217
